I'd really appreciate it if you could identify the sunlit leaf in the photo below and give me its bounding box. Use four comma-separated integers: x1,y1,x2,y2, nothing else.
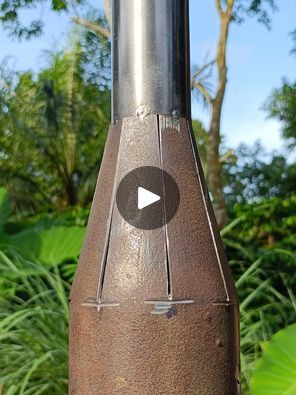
251,324,296,394
9,226,85,265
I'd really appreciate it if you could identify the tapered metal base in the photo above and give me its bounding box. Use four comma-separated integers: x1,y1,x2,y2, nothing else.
69,115,240,394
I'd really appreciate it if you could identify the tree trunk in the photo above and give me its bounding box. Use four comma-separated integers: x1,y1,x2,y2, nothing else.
66,176,78,206
206,0,234,228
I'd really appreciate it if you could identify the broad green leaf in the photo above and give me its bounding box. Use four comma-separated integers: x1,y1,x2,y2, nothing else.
251,324,296,394
0,187,10,230
9,226,85,265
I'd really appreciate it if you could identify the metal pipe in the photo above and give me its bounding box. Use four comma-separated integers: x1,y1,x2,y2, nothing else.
69,1,240,393
112,0,191,121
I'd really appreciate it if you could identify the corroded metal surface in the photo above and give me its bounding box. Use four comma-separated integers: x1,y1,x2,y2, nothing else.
69,116,240,394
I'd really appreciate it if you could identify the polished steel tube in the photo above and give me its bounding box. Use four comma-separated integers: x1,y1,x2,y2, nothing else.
112,0,191,121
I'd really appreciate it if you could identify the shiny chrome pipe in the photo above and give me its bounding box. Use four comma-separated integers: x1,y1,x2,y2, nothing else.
112,0,191,121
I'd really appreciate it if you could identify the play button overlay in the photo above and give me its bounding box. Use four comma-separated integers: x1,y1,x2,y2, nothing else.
116,166,180,230
138,187,160,210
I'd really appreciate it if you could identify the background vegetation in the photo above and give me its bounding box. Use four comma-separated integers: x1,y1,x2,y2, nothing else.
0,0,295,394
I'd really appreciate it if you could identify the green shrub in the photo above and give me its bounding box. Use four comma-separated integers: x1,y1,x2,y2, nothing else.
0,252,69,394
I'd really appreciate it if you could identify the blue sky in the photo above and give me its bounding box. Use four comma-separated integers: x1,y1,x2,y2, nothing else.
1,0,295,152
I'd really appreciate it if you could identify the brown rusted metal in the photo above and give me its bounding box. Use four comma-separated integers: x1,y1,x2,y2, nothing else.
69,0,240,392
69,115,240,394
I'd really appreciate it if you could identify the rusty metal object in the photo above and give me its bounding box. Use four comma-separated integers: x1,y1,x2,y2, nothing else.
69,116,240,394
69,0,240,393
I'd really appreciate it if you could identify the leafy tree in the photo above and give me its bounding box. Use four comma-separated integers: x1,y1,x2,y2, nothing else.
265,79,296,149
0,0,70,38
0,0,111,39
0,34,111,213
232,196,296,251
223,141,296,206
192,0,278,227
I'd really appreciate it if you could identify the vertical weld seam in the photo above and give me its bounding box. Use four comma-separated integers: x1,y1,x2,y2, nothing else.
95,122,124,302
96,204,115,301
157,115,172,300
187,120,229,301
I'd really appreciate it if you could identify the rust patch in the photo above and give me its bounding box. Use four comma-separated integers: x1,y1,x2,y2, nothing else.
69,116,240,394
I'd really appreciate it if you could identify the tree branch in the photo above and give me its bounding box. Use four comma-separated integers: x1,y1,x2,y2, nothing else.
219,149,235,163
72,17,111,38
226,0,235,18
192,58,216,79
215,0,224,17
191,79,213,104
104,0,112,31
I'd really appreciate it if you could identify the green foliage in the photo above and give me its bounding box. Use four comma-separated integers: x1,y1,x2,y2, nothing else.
7,206,90,232
223,194,296,392
0,0,278,40
9,226,85,266
251,324,296,394
232,0,278,28
223,142,296,206
236,253,295,391
224,198,296,316
52,0,67,11
0,187,10,231
0,0,75,38
0,188,86,281
0,189,295,394
233,196,296,251
265,79,296,149
0,35,110,213
222,219,296,392
193,121,291,211
80,12,111,88
0,252,69,394
1,235,295,394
